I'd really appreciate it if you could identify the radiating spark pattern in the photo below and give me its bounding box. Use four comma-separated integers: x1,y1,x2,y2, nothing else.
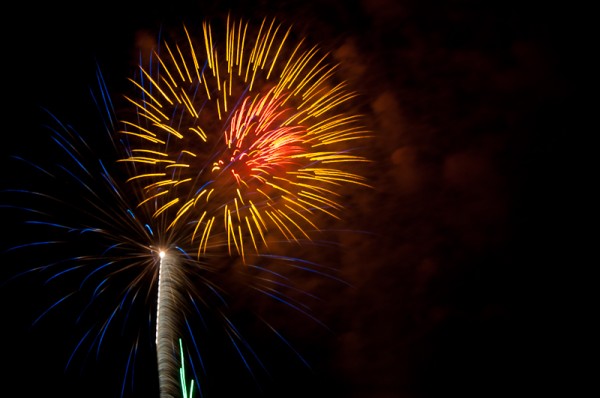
120,16,372,261
3,15,373,398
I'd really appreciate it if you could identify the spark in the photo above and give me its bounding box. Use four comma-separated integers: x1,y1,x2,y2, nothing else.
2,14,372,398
120,15,372,260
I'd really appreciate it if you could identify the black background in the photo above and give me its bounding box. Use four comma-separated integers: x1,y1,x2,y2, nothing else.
1,1,584,397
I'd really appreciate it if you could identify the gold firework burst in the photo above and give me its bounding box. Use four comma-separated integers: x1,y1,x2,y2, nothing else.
119,15,372,262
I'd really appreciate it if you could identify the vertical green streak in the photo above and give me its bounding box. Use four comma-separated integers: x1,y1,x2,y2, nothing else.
179,338,196,398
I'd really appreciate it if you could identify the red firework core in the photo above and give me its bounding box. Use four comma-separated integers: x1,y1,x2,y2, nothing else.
212,89,307,187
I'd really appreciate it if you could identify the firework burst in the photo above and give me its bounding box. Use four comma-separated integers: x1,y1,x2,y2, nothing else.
120,15,372,262
2,14,372,398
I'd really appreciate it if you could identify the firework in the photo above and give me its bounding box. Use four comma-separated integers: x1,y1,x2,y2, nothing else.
2,14,372,398
2,68,176,396
120,15,372,262
118,16,372,397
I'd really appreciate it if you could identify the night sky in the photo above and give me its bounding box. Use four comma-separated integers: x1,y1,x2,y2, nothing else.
1,1,582,397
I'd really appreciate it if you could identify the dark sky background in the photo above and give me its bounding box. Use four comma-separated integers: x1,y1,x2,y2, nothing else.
1,1,583,397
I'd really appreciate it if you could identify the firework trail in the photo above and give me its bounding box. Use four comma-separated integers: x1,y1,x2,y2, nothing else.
156,251,182,397
2,14,372,398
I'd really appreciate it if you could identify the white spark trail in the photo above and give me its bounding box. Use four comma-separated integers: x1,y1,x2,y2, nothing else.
156,250,182,398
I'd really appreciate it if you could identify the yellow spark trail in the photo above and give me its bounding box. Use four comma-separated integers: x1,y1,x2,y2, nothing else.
120,16,372,260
